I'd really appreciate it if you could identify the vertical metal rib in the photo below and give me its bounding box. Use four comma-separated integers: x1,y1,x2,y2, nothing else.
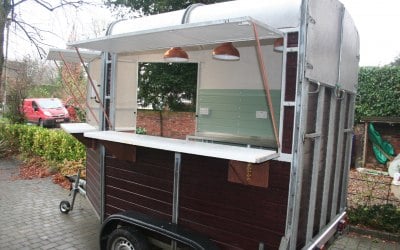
330,94,348,219
340,94,355,209
172,152,182,224
305,85,326,241
319,91,337,230
171,152,182,250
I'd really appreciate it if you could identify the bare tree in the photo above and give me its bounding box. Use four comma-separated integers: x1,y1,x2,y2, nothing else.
390,54,400,66
0,0,88,96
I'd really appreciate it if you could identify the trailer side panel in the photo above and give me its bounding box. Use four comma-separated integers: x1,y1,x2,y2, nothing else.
104,147,174,221
86,147,102,218
103,145,289,249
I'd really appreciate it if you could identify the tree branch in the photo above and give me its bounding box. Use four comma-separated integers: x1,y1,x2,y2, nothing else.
12,20,47,58
13,0,86,11
13,0,30,8
31,0,84,11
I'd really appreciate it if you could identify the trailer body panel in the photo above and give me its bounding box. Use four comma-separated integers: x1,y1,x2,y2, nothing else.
56,0,359,249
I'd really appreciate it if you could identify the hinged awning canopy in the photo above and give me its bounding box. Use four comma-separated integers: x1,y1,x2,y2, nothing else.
46,48,101,63
68,16,283,54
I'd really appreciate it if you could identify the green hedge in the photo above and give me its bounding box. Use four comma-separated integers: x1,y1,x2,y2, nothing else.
0,124,85,163
356,67,400,121
348,204,400,233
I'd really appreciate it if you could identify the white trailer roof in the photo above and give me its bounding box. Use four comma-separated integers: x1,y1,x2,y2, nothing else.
110,0,301,36
47,48,101,63
68,0,302,53
69,17,283,54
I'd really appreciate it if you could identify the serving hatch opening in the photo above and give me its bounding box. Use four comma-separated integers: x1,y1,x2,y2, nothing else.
66,16,285,158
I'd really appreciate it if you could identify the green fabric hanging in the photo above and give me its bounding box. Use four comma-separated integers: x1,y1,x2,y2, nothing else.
368,123,395,164
372,144,388,164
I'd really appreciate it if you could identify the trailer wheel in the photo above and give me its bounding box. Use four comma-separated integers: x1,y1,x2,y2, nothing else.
107,227,149,250
59,200,71,214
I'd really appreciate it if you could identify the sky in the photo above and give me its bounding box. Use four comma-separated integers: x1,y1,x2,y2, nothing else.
7,0,400,66
340,0,400,66
8,0,117,60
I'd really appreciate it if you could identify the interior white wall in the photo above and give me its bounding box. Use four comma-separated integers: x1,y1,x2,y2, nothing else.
120,43,283,91
114,56,138,130
197,44,282,90
87,58,102,127
88,43,283,132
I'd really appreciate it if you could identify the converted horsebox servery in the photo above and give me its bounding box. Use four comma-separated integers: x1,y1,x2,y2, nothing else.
49,0,360,249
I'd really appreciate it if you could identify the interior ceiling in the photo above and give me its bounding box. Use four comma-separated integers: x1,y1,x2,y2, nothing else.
68,17,283,54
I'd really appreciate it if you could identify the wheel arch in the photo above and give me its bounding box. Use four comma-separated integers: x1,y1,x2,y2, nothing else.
99,211,219,250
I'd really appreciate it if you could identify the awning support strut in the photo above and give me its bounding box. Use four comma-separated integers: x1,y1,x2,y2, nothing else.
252,22,281,148
74,47,113,129
53,60,85,117
55,53,100,126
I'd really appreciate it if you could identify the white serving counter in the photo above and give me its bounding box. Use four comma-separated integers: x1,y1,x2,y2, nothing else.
61,123,98,134
84,131,278,163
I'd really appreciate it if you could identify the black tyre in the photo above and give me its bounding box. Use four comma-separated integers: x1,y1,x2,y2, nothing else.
107,227,149,250
59,200,71,214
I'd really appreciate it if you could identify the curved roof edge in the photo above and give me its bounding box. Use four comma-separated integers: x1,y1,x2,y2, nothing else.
110,0,302,36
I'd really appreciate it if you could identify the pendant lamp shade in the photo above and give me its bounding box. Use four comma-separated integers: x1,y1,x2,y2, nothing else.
164,47,189,62
273,38,284,52
212,42,240,61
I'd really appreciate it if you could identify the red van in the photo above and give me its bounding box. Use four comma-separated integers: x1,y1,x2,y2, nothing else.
22,98,70,127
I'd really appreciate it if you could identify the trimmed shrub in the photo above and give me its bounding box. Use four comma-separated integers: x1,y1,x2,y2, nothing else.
0,124,85,163
348,204,400,233
356,67,400,121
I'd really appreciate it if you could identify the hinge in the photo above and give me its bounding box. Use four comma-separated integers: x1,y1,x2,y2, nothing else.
307,14,316,24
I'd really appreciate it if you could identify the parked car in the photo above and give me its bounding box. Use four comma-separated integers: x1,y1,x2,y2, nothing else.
22,98,70,127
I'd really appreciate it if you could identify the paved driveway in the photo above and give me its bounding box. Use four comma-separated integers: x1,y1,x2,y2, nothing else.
0,158,100,250
1,157,399,250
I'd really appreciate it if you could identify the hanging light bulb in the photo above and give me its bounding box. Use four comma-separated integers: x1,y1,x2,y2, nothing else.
163,47,189,62
212,42,240,61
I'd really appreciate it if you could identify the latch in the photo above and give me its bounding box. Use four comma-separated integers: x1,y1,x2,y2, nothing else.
302,132,321,143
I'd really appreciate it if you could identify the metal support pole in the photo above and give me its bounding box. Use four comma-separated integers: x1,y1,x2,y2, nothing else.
331,95,348,219
319,91,338,230
171,152,182,250
99,145,105,223
341,94,355,209
172,152,182,223
305,86,326,242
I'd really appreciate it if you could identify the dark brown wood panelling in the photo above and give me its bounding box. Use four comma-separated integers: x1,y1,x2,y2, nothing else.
102,141,136,162
86,148,101,218
180,156,290,250
104,147,174,221
104,146,290,249
287,32,299,47
282,106,295,154
285,52,298,102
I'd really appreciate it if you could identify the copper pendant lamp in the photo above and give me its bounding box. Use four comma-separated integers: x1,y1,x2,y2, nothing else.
163,47,189,62
212,42,240,61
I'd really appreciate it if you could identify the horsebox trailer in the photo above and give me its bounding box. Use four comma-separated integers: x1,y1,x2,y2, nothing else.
49,0,360,249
